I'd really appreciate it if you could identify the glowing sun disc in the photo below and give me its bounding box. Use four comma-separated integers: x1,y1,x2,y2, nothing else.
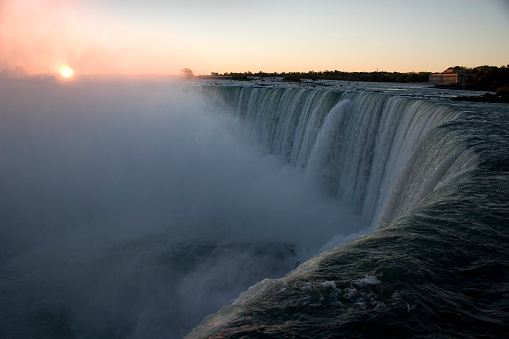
60,67,74,78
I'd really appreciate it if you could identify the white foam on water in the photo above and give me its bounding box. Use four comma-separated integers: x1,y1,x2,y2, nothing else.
354,275,381,286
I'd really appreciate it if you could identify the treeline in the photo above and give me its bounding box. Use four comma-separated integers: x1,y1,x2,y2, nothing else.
222,65,509,89
456,65,509,91
223,70,432,83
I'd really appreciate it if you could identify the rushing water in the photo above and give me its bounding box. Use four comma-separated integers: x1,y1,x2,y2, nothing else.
1,76,508,338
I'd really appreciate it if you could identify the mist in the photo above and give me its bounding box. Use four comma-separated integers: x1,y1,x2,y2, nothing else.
0,76,362,338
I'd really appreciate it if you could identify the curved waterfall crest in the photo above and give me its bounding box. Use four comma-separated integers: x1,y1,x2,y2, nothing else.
205,85,470,228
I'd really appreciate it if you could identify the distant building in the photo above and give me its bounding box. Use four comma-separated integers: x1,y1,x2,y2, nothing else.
429,67,476,88
211,72,219,76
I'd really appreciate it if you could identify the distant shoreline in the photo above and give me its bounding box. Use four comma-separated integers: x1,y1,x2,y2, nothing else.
196,65,509,92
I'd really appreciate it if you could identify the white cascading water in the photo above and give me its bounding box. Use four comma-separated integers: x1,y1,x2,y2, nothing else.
205,86,465,230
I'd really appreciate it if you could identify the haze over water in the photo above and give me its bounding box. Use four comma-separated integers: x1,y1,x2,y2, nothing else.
0,77,365,337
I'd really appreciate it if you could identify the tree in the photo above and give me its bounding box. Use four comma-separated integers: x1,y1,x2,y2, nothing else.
181,68,194,78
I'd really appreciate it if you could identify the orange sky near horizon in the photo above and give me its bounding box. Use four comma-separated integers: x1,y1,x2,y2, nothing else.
1,0,508,76
0,0,192,75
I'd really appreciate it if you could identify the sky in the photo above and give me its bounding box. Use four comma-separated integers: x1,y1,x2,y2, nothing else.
1,0,508,75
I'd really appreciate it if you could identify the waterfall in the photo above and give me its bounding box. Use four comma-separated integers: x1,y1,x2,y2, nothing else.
2,78,496,338
189,84,508,339
204,86,465,228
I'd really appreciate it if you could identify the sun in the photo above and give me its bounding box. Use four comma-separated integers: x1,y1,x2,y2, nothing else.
60,67,74,78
